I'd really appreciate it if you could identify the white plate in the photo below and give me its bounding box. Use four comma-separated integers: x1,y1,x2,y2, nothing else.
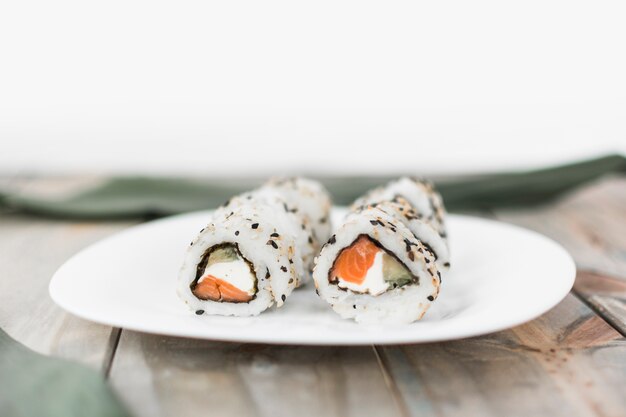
49,210,575,345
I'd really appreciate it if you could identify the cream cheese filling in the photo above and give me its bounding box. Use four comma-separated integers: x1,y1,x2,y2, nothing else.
199,259,256,296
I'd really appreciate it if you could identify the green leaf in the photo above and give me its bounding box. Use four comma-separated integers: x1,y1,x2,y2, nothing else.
0,329,131,417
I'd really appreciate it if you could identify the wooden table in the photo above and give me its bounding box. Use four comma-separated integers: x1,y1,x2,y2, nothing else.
1,176,625,417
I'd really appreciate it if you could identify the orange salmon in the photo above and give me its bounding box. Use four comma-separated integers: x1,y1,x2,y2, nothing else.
331,236,379,284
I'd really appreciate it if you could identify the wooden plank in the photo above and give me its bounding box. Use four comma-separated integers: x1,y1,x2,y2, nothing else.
379,294,626,417
575,271,626,336
0,214,134,370
109,332,403,417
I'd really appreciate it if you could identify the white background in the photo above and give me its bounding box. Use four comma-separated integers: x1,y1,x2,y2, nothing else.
1,0,625,176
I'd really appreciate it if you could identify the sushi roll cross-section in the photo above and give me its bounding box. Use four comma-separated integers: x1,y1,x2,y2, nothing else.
313,177,449,324
178,177,332,317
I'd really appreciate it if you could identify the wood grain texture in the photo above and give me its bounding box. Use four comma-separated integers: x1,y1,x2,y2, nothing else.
380,295,626,417
109,332,403,417
0,214,134,370
575,271,626,336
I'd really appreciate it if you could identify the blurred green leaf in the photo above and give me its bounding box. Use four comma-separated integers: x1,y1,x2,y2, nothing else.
0,329,130,417
1,155,623,219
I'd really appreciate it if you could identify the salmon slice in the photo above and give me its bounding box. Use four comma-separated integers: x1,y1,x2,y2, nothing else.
331,236,380,284
192,275,253,303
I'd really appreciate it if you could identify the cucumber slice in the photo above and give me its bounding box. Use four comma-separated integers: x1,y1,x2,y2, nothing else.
207,245,240,266
382,253,413,287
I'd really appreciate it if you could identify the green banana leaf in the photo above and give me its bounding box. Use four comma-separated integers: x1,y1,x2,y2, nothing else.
0,329,130,417
1,154,624,219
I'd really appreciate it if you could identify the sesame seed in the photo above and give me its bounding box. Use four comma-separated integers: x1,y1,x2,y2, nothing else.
280,266,287,272
251,223,259,229
267,240,278,249
235,231,239,236
271,232,280,238
281,294,286,302
195,310,204,315
427,296,434,301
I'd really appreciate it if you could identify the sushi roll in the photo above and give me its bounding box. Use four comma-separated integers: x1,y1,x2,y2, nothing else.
312,205,441,324
178,177,331,316
264,177,333,248
351,177,448,245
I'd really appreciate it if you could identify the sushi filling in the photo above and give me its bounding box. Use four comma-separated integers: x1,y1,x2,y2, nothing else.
329,235,416,296
191,244,257,303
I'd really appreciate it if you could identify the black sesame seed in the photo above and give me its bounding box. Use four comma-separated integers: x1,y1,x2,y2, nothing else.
235,231,239,236
281,294,286,302
308,236,313,244
267,240,278,249
444,262,450,267
353,305,356,309
315,289,320,296
329,235,336,244
200,228,205,233
289,258,293,264
195,310,205,315
408,252,415,261
265,269,270,279
427,295,434,301
280,266,288,272
425,257,431,263
271,232,280,238
251,223,259,229
289,278,294,284
370,220,378,226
